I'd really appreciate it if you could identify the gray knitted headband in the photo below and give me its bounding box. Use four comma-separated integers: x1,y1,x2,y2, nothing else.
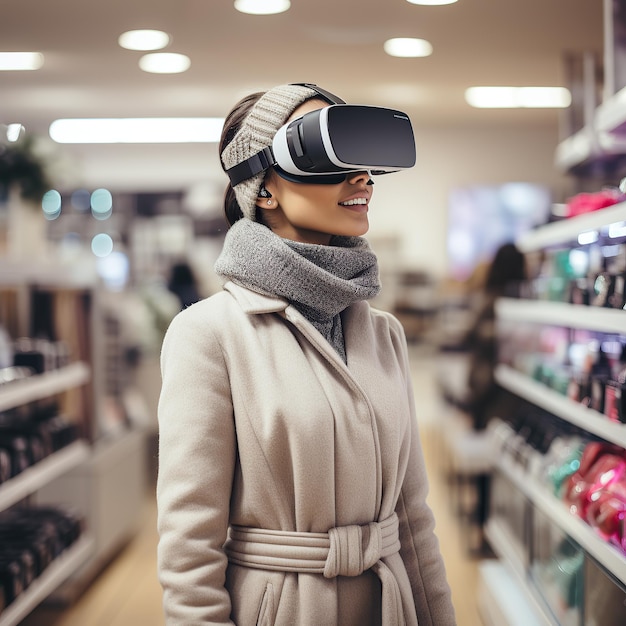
220,84,318,221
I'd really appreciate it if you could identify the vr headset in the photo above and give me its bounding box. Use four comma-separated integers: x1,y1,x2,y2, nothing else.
225,83,416,186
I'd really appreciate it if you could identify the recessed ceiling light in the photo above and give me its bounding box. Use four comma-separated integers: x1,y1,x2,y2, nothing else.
384,38,433,58
465,86,571,108
407,0,458,5
139,53,191,74
49,118,225,143
0,52,44,71
234,0,291,15
118,30,170,51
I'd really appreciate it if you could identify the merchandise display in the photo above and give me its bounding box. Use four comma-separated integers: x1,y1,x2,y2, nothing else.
0,506,83,612
485,200,626,626
0,405,79,483
520,239,626,310
498,321,626,424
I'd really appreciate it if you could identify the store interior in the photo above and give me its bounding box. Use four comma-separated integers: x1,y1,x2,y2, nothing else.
1,0,626,624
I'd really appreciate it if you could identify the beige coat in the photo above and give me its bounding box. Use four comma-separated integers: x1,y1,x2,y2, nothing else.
157,281,456,625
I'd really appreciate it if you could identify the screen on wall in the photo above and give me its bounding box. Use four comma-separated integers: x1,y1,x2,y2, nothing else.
447,182,552,281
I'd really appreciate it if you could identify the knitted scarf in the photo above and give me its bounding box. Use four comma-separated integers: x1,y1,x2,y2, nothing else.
214,220,381,362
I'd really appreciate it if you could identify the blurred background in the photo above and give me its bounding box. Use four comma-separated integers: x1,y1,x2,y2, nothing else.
1,1,626,624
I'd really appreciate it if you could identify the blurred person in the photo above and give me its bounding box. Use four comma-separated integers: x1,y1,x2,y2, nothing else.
166,260,201,309
156,83,455,625
461,242,526,431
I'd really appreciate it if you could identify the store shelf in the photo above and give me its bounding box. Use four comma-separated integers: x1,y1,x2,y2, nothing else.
0,533,94,626
595,85,626,134
495,364,626,448
0,262,98,290
517,201,626,252
482,521,553,626
0,362,90,413
496,298,626,334
497,457,626,587
484,516,527,582
0,441,90,512
554,126,596,172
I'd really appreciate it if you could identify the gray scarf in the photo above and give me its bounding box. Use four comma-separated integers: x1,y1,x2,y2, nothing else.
214,220,381,362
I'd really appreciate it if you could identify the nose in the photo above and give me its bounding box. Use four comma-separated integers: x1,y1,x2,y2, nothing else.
347,170,372,185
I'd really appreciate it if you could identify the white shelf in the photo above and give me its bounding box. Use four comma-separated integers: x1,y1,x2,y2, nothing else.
0,362,90,412
595,85,626,134
554,126,596,172
480,524,554,626
0,441,90,512
484,517,527,581
497,457,626,587
517,201,626,252
0,534,94,626
495,298,626,335
495,365,626,448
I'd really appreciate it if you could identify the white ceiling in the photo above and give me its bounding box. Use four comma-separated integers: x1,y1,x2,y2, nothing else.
1,0,605,195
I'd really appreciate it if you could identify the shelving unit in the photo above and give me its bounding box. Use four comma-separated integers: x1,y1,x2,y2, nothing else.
0,536,93,626
0,361,94,624
482,197,626,625
555,3,626,174
496,365,626,448
0,267,148,609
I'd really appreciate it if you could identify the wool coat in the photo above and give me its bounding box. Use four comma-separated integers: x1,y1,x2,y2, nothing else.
157,281,456,625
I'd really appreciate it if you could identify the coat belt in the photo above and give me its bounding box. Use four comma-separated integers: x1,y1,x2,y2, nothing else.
225,512,400,578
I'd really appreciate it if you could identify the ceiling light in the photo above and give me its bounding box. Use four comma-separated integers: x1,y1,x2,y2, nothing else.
4,123,25,142
407,0,458,4
465,86,571,108
384,38,433,58
139,52,190,74
234,0,291,15
49,118,225,143
118,30,170,51
0,52,44,70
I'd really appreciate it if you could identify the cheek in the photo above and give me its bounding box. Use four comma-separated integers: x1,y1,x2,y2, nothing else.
282,189,338,218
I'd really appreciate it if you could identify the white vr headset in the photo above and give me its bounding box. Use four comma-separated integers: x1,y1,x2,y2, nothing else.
225,83,416,186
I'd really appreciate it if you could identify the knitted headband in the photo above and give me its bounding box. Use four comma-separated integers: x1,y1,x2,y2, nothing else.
220,84,318,221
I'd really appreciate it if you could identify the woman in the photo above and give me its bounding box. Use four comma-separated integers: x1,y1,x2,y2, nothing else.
462,243,526,431
157,83,456,625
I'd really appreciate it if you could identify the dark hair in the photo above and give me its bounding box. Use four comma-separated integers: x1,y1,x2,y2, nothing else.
219,91,265,226
485,243,526,292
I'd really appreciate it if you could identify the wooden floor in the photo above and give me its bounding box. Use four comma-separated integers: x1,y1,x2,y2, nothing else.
21,346,485,626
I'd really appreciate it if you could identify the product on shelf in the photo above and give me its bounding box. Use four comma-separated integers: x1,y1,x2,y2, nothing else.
0,506,83,611
565,187,626,218
562,441,626,552
0,405,79,484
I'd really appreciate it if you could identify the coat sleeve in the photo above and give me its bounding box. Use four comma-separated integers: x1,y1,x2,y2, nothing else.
156,303,236,625
391,321,457,626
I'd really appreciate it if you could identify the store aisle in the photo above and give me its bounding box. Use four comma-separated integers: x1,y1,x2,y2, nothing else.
22,346,484,626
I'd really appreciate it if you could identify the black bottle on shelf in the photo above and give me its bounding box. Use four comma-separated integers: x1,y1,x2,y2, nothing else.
590,347,613,414
615,345,626,424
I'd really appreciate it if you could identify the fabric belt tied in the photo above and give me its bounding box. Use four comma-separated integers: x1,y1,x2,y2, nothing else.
225,512,400,578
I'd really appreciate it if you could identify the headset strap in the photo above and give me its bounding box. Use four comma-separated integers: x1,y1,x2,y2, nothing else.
225,84,345,186
290,83,346,105
225,146,275,186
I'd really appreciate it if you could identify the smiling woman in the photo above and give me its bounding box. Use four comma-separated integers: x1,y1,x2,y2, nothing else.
156,82,457,626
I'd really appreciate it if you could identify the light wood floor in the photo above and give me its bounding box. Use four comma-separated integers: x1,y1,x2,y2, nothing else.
21,346,485,626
